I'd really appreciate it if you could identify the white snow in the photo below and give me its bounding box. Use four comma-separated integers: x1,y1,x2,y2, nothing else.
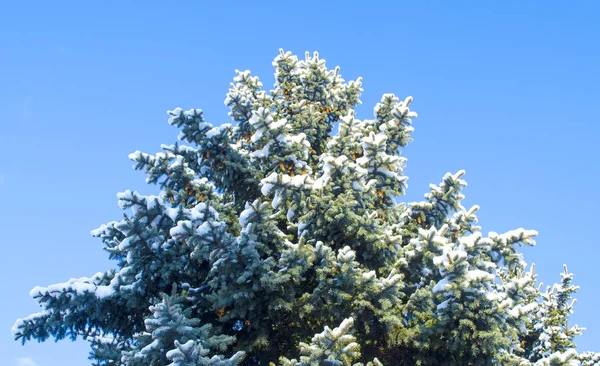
239,201,257,227
251,128,264,143
261,182,275,196
466,269,494,283
272,191,283,209
118,236,136,251
363,132,387,147
437,299,452,310
260,173,278,196
27,272,117,302
90,223,111,237
289,174,309,188
507,303,538,318
116,190,134,209
312,175,328,190
12,311,50,336
170,221,192,238
251,142,272,159
433,278,450,294
164,207,179,222
269,118,287,130
362,271,376,281
196,222,213,237
95,285,116,298
534,349,579,365
205,127,222,139
286,207,295,221
298,221,307,235
146,196,162,210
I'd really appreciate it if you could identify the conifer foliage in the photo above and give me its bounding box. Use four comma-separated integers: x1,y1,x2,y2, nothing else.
13,50,599,365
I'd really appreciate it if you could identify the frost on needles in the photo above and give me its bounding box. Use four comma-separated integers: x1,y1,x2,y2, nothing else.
13,50,600,366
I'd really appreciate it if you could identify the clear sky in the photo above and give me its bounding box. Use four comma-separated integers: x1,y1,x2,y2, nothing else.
1,1,599,365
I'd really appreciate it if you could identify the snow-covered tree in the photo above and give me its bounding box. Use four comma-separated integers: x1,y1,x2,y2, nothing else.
13,50,599,365
280,317,383,366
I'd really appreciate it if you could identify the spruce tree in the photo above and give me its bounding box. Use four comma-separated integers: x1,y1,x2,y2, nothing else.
13,50,599,365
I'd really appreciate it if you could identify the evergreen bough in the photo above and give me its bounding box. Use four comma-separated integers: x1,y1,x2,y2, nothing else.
13,50,599,365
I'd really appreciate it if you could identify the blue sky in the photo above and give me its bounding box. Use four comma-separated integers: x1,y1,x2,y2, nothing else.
1,1,599,364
